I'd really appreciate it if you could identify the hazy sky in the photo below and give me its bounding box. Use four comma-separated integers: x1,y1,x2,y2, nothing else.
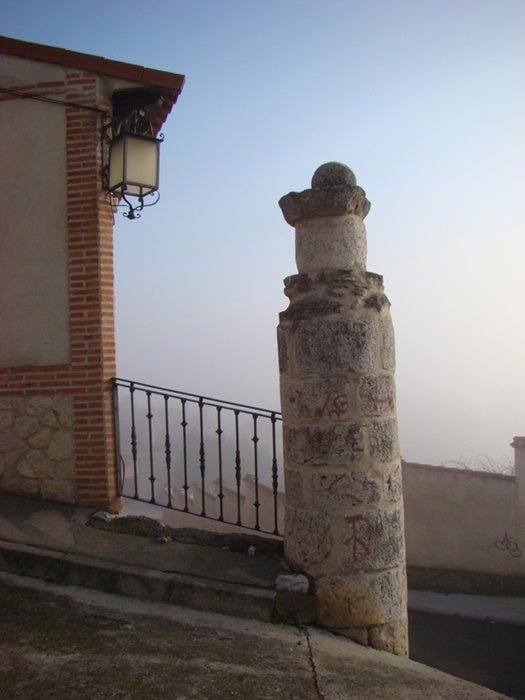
2,0,524,468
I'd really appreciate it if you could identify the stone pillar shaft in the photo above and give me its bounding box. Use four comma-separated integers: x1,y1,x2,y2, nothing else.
277,163,408,655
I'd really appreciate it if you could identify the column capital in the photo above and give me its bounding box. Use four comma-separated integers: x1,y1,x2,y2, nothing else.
279,162,371,226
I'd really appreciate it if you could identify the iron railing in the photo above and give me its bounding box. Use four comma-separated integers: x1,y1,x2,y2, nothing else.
112,378,283,536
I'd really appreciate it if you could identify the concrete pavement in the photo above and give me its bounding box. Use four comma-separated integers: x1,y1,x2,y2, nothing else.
0,492,519,698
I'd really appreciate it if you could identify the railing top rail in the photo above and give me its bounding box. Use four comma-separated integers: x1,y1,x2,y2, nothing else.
112,377,282,420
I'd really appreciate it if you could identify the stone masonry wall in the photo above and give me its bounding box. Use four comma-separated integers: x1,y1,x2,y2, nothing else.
0,395,75,503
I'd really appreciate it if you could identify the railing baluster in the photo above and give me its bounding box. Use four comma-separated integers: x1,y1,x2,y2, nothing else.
129,384,138,499
252,414,260,530
113,381,123,495
234,410,242,526
216,406,224,521
164,395,172,508
146,391,155,503
271,412,280,535
181,399,189,512
198,397,206,517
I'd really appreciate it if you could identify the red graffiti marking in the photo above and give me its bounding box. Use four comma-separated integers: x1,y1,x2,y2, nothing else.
343,514,370,563
316,392,348,419
326,474,363,505
358,392,394,411
289,391,348,419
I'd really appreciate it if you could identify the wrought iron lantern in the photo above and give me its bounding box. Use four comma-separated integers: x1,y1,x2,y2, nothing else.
104,96,165,220
108,132,161,219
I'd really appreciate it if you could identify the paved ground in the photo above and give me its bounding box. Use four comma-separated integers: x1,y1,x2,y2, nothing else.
0,573,511,700
0,493,522,699
409,610,525,699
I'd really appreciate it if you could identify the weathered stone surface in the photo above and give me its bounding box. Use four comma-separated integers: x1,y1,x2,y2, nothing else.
284,269,371,301
311,470,380,509
364,293,390,312
296,318,376,375
383,462,403,502
295,216,367,273
0,431,24,453
279,184,370,226
311,162,357,189
15,476,40,498
380,318,396,370
40,407,59,429
358,375,396,415
369,419,399,461
285,424,364,465
280,297,342,321
284,506,333,572
275,573,310,594
340,507,405,570
27,427,52,450
368,620,409,656
276,326,289,374
315,566,407,629
16,450,47,478
48,430,74,461
283,469,305,508
51,459,75,480
0,395,76,505
13,417,39,440
25,396,53,416
0,408,13,431
281,378,350,422
54,396,73,428
40,478,75,503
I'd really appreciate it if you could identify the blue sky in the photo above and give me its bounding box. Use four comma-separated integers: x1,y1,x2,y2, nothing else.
2,0,524,467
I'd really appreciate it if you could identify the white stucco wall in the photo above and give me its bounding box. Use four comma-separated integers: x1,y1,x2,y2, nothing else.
402,462,522,576
0,57,70,367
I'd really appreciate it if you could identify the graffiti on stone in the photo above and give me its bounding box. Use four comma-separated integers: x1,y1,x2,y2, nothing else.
289,390,348,420
312,471,380,508
343,514,371,563
358,375,395,415
285,423,364,464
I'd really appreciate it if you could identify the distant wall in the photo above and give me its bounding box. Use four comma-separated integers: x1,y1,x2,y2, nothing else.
402,461,524,589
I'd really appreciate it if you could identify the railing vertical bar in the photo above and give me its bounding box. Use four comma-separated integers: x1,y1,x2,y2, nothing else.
129,384,139,499
252,414,260,531
198,397,206,516
216,407,224,521
164,395,172,508
234,410,242,526
112,381,123,495
181,399,189,512
271,413,280,535
146,391,155,503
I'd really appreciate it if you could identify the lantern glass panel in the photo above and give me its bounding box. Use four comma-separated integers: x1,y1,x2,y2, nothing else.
109,134,160,197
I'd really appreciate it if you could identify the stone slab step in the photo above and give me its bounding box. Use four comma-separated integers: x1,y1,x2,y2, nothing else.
0,539,316,625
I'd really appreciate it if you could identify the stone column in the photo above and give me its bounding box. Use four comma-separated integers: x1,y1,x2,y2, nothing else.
277,162,408,655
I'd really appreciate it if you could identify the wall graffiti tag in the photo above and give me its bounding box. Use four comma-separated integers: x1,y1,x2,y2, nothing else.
289,390,348,420
494,531,522,558
343,514,370,563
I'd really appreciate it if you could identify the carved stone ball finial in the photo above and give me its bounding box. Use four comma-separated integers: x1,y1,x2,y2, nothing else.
278,161,371,226
311,162,357,189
